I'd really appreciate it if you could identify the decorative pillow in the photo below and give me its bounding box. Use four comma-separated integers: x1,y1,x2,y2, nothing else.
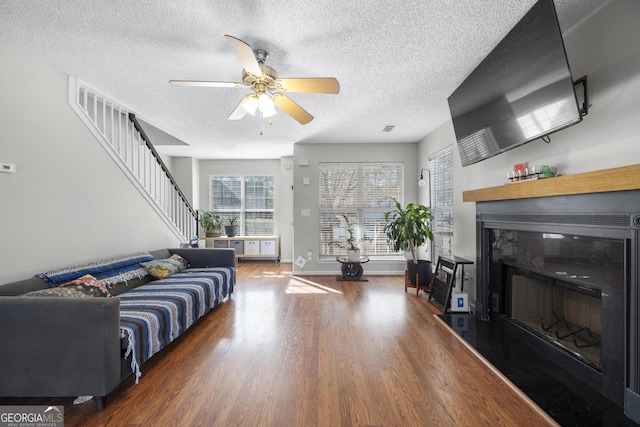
140,254,190,280
22,274,111,298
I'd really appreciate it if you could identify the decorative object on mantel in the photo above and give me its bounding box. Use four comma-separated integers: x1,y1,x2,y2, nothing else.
463,163,640,203
507,163,557,183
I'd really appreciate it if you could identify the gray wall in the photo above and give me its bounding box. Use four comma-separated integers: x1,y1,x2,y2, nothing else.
0,39,180,285
292,143,419,275
418,0,640,308
196,158,293,261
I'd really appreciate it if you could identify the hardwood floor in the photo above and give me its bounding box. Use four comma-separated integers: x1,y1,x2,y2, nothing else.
0,262,558,426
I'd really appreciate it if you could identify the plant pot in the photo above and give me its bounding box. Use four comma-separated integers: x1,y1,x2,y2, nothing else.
224,225,239,237
205,230,221,237
347,249,361,262
406,260,433,287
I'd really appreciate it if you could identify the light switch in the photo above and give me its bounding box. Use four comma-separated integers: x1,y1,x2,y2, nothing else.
303,177,310,185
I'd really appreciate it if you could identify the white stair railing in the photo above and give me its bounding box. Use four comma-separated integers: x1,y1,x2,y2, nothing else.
68,77,197,242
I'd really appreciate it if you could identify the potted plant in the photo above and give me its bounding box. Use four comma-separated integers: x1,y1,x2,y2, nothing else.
331,215,371,261
224,216,239,237
384,198,434,287
200,211,222,237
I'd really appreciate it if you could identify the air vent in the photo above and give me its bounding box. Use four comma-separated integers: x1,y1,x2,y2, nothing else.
382,125,395,133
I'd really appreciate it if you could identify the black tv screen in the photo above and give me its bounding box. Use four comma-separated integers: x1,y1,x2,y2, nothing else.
448,0,583,167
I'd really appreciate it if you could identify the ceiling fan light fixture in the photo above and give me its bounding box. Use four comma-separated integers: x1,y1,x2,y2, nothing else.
262,106,277,118
258,92,275,112
242,95,258,115
171,35,339,125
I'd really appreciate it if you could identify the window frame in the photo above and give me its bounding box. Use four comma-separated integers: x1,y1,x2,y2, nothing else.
428,147,454,262
318,162,404,258
209,174,275,236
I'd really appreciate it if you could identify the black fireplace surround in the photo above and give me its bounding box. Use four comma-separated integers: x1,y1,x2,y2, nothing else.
475,190,640,423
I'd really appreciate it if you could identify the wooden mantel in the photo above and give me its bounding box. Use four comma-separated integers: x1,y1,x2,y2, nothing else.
463,163,640,203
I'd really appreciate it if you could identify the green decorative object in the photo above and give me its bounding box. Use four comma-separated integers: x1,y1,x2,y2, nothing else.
383,198,433,265
200,211,222,237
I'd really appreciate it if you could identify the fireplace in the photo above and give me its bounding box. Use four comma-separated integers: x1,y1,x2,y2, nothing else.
507,266,604,370
493,227,624,379
472,188,640,421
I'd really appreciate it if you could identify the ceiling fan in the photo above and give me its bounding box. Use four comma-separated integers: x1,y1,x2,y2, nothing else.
169,35,340,125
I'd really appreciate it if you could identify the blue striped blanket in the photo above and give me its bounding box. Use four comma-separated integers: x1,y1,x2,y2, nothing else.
119,267,234,382
36,252,154,287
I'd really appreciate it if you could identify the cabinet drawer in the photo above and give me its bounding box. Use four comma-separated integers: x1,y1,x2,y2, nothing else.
260,240,276,255
245,240,260,255
229,240,244,254
213,240,228,249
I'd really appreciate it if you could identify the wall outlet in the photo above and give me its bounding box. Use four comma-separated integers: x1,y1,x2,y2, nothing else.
295,256,307,268
300,209,311,216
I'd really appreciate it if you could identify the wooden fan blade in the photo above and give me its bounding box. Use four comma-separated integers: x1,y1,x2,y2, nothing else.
276,78,340,94
224,35,262,76
228,95,253,120
272,93,314,124
169,80,245,88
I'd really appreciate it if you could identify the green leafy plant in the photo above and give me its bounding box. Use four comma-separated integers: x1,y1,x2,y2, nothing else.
200,211,222,232
331,215,371,250
383,198,433,264
226,216,239,226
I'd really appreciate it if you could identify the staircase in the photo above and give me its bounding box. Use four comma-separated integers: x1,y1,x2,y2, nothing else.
68,77,197,242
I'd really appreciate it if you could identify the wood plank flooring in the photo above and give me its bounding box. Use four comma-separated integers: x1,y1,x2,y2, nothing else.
0,262,558,426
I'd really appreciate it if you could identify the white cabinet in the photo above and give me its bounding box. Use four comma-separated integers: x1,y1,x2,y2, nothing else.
260,240,276,255
245,240,261,255
203,236,280,262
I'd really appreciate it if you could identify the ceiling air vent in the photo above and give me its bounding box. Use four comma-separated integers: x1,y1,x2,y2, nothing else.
382,125,395,133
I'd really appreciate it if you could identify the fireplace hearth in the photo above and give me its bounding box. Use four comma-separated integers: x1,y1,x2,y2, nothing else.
471,187,640,423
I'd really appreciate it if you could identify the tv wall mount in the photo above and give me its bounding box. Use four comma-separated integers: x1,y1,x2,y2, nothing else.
541,75,589,144
574,75,589,117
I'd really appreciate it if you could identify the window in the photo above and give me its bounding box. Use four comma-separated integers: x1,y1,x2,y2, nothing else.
210,175,274,236
319,162,404,257
428,148,453,262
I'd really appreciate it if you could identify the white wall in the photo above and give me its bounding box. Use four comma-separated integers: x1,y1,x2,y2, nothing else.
292,142,419,275
0,40,181,285
279,156,294,262
418,0,640,306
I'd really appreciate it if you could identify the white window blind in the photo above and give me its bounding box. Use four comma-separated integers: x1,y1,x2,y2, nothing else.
428,148,453,262
319,162,404,256
210,175,274,236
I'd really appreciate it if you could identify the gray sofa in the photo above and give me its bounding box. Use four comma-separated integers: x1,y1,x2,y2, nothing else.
0,248,236,410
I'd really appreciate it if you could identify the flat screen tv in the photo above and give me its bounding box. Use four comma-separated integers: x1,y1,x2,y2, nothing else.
448,0,584,167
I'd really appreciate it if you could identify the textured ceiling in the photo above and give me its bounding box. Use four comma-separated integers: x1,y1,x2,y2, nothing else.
0,0,608,159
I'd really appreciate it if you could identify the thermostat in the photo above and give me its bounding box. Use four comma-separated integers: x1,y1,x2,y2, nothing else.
0,163,16,173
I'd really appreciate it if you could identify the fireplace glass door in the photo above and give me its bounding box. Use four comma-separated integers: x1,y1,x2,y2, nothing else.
490,228,624,371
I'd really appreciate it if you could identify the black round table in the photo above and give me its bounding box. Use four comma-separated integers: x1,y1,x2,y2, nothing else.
336,256,370,281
